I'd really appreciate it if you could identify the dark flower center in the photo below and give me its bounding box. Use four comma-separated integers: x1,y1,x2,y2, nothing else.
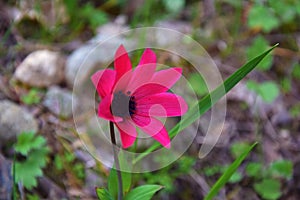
111,91,136,117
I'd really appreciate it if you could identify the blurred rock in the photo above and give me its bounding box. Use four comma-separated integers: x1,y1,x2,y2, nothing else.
272,110,293,127
95,15,129,41
154,20,192,46
0,100,38,143
227,82,256,106
0,154,12,200
65,18,133,87
43,86,77,118
14,50,65,87
156,20,192,34
84,169,105,198
65,40,121,88
37,176,67,199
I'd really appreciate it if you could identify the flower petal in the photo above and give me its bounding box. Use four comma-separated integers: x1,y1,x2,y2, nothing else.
133,117,171,148
116,120,137,148
98,95,122,122
91,69,116,98
138,48,157,67
114,45,132,82
131,114,151,127
135,93,188,117
151,67,182,89
126,48,157,92
133,83,168,100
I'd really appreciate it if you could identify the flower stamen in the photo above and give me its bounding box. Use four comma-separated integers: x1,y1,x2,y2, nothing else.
111,91,136,117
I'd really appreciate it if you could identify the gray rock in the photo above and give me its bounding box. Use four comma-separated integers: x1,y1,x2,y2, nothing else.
65,38,129,87
0,100,38,143
0,154,12,200
43,86,77,118
14,50,65,87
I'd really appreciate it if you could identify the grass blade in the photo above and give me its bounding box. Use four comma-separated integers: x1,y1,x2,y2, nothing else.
204,142,258,200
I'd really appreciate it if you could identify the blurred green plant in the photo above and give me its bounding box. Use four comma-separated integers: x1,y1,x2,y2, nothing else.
205,142,257,200
14,131,50,190
280,77,291,93
131,0,185,26
247,0,300,32
230,141,251,159
246,36,273,71
162,0,185,14
63,0,108,31
204,141,292,200
289,103,300,117
203,164,242,184
96,184,163,200
246,159,293,200
292,63,300,80
144,155,196,193
188,73,208,96
254,179,281,200
246,80,279,103
248,5,279,32
54,151,85,180
20,88,43,105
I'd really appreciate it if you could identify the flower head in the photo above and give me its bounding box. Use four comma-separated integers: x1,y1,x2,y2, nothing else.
91,45,188,148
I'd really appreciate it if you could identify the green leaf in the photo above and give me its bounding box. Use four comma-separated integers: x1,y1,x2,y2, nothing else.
246,162,263,178
124,185,163,200
14,131,35,155
133,44,278,164
26,194,39,200
96,187,113,200
15,161,41,189
204,165,222,177
14,132,49,190
15,132,46,156
81,3,108,29
258,82,280,103
118,150,132,194
269,160,293,179
269,0,297,23
292,63,300,79
248,5,280,32
230,142,251,159
15,148,49,190
163,0,185,13
54,155,63,170
246,36,273,70
204,142,257,200
108,166,131,198
290,103,300,117
228,171,242,183
247,80,279,103
188,73,208,96
254,178,281,200
108,168,118,199
280,77,291,93
21,88,42,105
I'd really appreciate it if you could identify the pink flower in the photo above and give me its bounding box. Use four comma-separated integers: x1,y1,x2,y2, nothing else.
91,45,188,149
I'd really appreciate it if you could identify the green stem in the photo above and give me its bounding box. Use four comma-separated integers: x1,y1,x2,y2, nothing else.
109,121,123,200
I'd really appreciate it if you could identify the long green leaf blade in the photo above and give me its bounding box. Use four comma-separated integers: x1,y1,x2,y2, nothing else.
133,44,278,164
124,185,163,200
204,142,258,200
96,187,113,200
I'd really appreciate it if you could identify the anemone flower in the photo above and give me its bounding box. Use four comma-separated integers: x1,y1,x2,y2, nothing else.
91,45,188,149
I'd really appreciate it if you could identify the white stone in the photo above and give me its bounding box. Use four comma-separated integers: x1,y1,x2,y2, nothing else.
14,50,65,87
